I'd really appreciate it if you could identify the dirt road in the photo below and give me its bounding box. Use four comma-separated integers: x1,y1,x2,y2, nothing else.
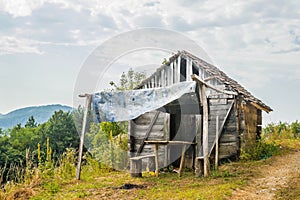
230,150,300,200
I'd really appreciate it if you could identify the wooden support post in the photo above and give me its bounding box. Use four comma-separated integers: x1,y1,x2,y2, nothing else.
186,58,192,81
151,78,154,88
170,62,174,84
200,84,209,177
195,157,204,177
130,159,142,177
178,144,186,177
161,69,165,87
166,67,171,86
76,94,92,180
177,56,181,82
215,115,219,170
191,74,211,177
154,144,159,177
158,73,161,87
173,61,177,83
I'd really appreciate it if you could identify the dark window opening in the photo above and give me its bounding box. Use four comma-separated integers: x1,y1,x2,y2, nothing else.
192,64,199,75
180,58,187,82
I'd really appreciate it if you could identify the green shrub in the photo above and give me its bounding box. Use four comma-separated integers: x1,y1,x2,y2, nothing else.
240,139,279,161
56,148,76,180
263,121,300,140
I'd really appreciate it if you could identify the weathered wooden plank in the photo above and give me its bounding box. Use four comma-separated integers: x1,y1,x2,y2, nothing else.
173,59,177,83
209,104,233,111
209,98,228,105
223,125,237,133
219,135,237,143
144,140,196,145
133,133,165,140
130,159,142,177
170,62,174,84
76,94,92,180
219,144,238,158
219,142,239,147
176,56,181,83
178,144,186,177
130,154,155,161
215,116,219,169
208,93,233,99
201,83,209,177
154,144,159,177
192,74,237,95
196,115,202,157
186,58,192,81
164,114,170,166
136,111,159,156
161,69,165,87
157,74,161,87
151,78,154,88
134,115,165,125
195,158,204,177
134,124,164,132
209,101,235,156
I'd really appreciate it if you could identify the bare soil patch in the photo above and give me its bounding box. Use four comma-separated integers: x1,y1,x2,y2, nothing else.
230,150,300,200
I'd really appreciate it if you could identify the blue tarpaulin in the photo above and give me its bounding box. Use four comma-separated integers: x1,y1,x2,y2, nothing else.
93,81,196,122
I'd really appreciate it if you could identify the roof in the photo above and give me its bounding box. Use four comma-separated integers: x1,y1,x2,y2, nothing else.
138,50,273,113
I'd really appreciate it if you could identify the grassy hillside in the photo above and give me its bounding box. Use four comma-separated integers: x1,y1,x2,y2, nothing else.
0,104,72,129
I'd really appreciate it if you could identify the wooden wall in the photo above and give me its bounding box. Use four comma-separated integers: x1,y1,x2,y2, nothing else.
238,99,261,152
129,53,263,171
128,111,170,170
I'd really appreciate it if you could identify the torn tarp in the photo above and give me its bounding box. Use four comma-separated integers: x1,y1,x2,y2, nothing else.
93,81,196,122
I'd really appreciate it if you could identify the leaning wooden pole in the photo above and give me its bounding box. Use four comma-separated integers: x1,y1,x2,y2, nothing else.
192,74,210,177
200,83,209,177
215,115,219,170
76,94,92,180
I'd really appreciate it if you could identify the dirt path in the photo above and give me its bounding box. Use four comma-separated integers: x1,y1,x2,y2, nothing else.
230,150,300,200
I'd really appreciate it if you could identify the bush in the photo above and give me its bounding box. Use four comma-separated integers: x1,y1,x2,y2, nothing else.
263,121,300,140
240,139,279,161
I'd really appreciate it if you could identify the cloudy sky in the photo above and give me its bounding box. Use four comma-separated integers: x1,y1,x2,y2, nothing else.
1,0,299,124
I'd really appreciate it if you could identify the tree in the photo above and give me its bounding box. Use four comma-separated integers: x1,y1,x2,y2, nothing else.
104,68,146,137
43,110,80,160
72,105,94,135
109,68,146,91
100,122,125,138
0,128,5,136
25,116,37,128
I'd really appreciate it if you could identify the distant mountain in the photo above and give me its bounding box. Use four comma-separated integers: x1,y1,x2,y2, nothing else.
0,104,73,130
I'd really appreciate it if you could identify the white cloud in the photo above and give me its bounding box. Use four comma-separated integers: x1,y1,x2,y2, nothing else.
0,35,43,55
1,0,300,121
0,0,44,17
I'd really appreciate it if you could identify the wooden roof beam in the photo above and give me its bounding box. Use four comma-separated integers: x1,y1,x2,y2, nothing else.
191,74,238,96
251,102,272,113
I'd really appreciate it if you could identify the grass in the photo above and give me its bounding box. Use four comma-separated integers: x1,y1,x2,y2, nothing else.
1,138,299,199
29,170,244,200
8,158,261,200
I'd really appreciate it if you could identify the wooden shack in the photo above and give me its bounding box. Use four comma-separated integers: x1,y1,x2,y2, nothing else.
128,50,272,177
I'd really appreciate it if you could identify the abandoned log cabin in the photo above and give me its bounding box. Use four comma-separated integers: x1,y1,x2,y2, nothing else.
127,50,272,177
